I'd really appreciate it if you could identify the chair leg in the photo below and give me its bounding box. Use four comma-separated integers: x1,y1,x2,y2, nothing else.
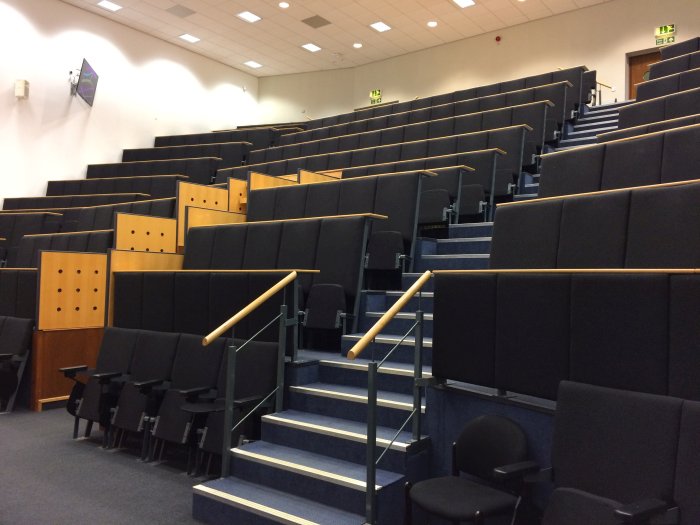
84,420,93,439
72,417,81,439
404,482,412,525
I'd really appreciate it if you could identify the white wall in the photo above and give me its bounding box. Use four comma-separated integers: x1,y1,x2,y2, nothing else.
0,0,259,201
259,0,700,122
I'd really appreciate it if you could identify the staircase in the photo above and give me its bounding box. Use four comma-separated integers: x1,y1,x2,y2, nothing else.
192,222,493,524
556,100,635,150
414,222,492,271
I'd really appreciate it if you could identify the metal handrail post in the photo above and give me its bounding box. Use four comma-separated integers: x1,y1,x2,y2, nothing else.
412,310,423,441
365,361,378,524
221,336,237,477
276,304,287,413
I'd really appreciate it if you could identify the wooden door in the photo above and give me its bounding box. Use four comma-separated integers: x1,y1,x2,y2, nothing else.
629,51,661,99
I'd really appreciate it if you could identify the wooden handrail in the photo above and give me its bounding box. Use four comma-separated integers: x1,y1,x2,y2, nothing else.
347,270,433,360
202,271,297,346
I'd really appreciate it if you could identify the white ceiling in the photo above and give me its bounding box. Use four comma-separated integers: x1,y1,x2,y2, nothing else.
59,0,613,77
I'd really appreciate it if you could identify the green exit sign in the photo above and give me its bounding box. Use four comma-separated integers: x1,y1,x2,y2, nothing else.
370,89,382,105
655,24,676,37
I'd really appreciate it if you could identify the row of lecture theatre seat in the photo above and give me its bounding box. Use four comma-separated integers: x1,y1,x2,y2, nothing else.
248,100,553,169
0,198,174,268
271,83,568,150
297,65,594,132
539,123,700,197
63,327,277,470
217,125,529,189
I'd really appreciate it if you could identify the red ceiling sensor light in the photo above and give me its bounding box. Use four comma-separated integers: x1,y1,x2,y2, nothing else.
495,35,502,42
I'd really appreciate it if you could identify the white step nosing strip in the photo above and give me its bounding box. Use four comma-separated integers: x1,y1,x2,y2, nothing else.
343,333,433,348
193,484,320,525
262,414,409,451
232,448,379,491
437,236,492,243
289,385,425,412
385,291,434,298
450,221,494,226
364,311,434,321
421,254,489,259
317,358,432,379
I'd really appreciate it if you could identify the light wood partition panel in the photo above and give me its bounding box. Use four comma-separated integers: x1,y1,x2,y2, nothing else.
107,249,184,325
298,170,339,185
228,178,248,214
37,251,108,331
249,171,298,191
177,181,229,249
320,170,343,179
279,174,299,182
185,207,246,233
115,213,177,253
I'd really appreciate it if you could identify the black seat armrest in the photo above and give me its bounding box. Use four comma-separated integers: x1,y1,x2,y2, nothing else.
133,378,164,393
614,498,668,524
60,365,88,378
233,394,266,408
0,353,14,362
92,371,124,384
181,402,223,415
179,386,212,401
493,460,540,481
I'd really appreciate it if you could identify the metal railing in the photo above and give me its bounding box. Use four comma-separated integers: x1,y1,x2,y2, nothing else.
346,270,433,524
592,80,614,106
202,271,298,477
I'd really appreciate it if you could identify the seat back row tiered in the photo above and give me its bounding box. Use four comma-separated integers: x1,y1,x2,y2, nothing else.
650,49,700,80
154,127,302,151
636,66,700,102
46,174,187,200
247,172,422,270
432,180,700,402
617,86,700,129
538,123,700,197
122,142,251,169
2,193,150,211
254,101,551,168
597,113,700,142
217,125,529,185
115,215,372,337
660,36,700,61
276,84,568,147
300,65,592,131
86,157,220,186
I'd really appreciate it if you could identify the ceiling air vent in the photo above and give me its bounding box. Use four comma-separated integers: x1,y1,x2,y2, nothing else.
302,15,331,29
166,4,196,18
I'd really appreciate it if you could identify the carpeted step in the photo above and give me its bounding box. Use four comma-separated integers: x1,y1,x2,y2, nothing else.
414,253,489,271
260,409,425,474
193,477,365,525
230,441,405,517
448,221,493,239
360,311,433,338
435,237,491,255
288,381,425,428
341,333,432,366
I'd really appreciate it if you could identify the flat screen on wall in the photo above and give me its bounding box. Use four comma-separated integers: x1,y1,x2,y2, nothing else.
76,59,98,107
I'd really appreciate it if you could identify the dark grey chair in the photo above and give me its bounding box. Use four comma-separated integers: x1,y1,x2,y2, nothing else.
405,415,531,524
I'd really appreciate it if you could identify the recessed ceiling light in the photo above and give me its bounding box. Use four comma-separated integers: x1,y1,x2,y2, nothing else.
353,42,363,49
244,60,263,69
302,43,321,52
427,20,438,28
97,0,122,12
453,0,476,7
279,2,290,8
370,21,391,32
179,33,200,43
237,11,261,23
